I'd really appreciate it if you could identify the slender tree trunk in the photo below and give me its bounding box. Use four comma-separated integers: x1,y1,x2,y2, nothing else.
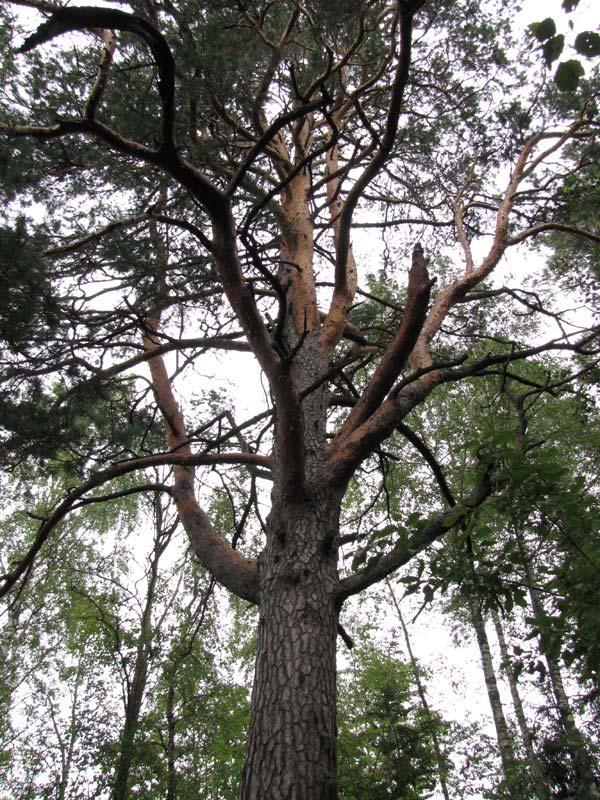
113,664,150,800
516,529,600,800
166,682,177,800
467,592,519,790
113,498,169,800
54,659,84,800
492,610,550,800
162,577,214,800
387,580,451,800
0,554,22,731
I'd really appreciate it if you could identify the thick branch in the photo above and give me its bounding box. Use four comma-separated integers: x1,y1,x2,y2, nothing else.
328,325,599,487
143,235,260,603
14,12,228,219
327,373,438,486
212,208,307,496
0,450,266,601
227,95,325,195
319,112,358,352
19,6,177,153
332,243,432,442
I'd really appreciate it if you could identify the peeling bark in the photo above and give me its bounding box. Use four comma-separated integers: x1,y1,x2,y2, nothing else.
280,172,319,334
319,131,357,353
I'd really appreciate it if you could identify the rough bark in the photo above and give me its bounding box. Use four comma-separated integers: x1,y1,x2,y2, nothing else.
241,494,340,800
241,336,342,800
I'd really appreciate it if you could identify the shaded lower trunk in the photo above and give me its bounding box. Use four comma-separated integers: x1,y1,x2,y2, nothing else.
241,493,340,800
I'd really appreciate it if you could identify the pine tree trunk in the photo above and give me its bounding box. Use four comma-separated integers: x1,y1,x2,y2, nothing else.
240,330,341,798
492,610,550,800
241,492,340,800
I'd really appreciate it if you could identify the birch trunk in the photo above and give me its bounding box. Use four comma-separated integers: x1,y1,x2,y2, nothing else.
492,610,550,800
516,529,600,799
467,593,519,791
387,580,451,800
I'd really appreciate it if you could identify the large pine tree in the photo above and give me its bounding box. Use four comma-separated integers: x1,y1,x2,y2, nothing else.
1,1,599,796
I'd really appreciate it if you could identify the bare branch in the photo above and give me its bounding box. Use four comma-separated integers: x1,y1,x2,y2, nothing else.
506,222,600,247
85,29,116,121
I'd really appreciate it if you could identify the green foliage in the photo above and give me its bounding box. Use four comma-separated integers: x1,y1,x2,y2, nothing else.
0,377,161,473
529,2,600,90
530,19,557,43
575,31,600,58
338,644,446,800
545,134,600,304
0,220,59,349
542,35,565,68
555,59,586,91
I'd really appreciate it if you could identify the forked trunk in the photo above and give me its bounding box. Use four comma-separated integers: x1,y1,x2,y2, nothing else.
241,493,341,800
